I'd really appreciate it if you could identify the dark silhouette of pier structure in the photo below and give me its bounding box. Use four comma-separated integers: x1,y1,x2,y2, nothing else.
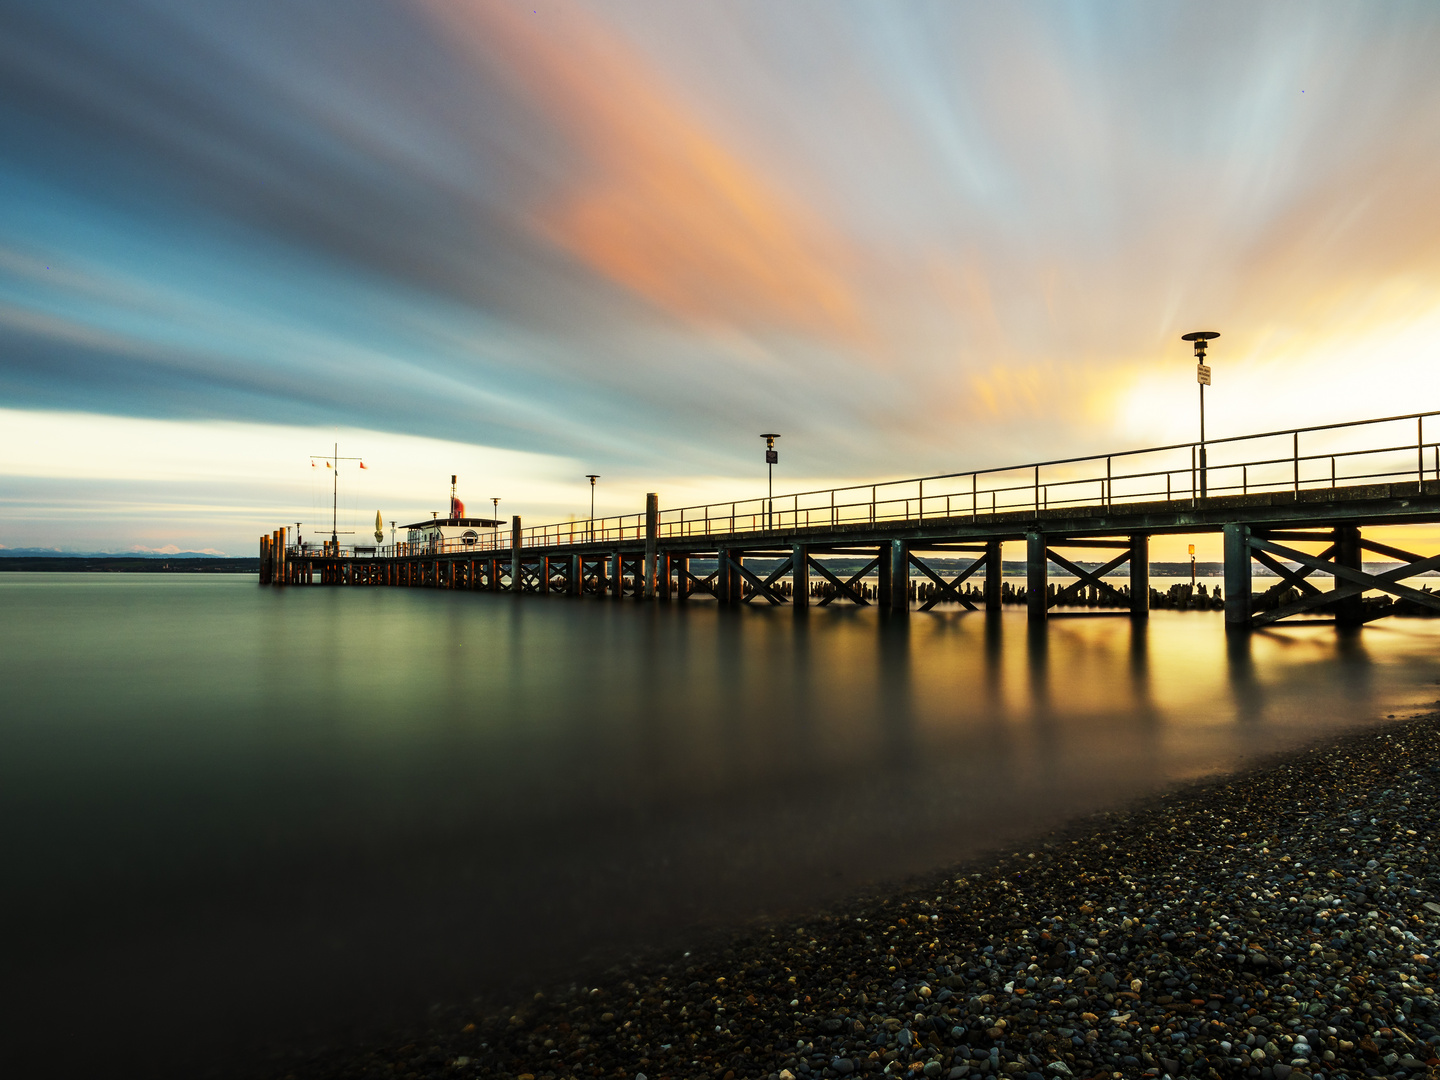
259,410,1440,630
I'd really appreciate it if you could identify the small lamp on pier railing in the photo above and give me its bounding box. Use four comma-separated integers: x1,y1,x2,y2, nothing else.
760,433,780,530
585,474,600,542
1182,331,1219,497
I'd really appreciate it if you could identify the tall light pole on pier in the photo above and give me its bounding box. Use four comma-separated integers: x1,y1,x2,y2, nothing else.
585,475,600,541
492,497,501,548
760,434,780,530
1181,332,1219,497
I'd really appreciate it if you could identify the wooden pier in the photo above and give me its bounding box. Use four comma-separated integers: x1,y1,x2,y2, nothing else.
260,411,1440,630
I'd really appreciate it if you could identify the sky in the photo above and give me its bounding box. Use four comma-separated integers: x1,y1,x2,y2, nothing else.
2,1,1439,555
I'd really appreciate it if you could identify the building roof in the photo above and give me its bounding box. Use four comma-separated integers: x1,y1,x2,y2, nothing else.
400,517,505,530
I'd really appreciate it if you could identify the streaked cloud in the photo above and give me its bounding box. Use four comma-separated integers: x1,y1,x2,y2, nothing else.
2,1,1440,550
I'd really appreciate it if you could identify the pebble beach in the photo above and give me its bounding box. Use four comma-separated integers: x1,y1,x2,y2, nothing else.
288,710,1440,1080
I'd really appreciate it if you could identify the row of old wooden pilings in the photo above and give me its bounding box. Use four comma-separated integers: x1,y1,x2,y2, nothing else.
259,527,287,585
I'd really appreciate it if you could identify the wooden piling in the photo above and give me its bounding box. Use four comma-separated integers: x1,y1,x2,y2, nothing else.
888,540,908,611
644,493,658,599
1335,524,1363,627
674,552,689,601
1130,533,1149,620
792,544,809,609
1223,523,1251,629
511,517,522,593
1026,531,1047,623
979,539,999,612
877,543,891,608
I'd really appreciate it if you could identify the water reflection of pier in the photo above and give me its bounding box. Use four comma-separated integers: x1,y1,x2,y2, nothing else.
261,411,1440,631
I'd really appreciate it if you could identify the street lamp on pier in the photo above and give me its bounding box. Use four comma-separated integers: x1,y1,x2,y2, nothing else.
585,475,600,541
760,433,780,530
1181,332,1219,497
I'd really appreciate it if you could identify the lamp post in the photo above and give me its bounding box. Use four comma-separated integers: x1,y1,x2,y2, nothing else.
585,475,600,541
760,434,780,530
1181,332,1219,497
491,498,501,549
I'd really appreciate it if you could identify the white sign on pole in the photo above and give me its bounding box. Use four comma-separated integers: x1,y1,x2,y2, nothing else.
1197,363,1211,386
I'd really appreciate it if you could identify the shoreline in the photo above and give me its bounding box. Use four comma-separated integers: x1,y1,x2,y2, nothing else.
286,709,1440,1080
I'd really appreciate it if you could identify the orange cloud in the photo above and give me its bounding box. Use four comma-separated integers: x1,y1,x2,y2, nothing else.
423,2,867,342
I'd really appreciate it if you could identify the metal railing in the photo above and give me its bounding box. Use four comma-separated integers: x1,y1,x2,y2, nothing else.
531,410,1440,547
292,411,1439,558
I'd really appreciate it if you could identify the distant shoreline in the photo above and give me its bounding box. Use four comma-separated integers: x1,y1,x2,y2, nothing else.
0,557,258,573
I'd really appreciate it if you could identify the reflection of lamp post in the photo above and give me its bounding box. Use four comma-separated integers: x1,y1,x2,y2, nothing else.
585,474,600,541
1181,332,1219,497
760,433,780,530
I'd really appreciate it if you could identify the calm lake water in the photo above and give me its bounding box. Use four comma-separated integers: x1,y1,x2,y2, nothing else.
3,573,1438,1075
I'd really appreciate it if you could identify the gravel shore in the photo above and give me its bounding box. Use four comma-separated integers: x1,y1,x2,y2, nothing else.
288,711,1440,1080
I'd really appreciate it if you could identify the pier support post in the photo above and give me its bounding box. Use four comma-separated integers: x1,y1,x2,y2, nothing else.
728,552,743,604
1129,533,1149,620
612,550,624,599
1026,530,1047,624
791,544,809,609
877,543,892,608
1223,523,1251,629
984,539,1002,612
675,553,689,601
658,551,671,600
888,539,908,612
570,553,582,596
1335,524,1363,627
511,517,522,593
715,548,731,605
644,493,659,600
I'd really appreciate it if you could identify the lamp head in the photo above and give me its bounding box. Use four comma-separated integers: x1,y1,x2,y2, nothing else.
759,432,781,449
1181,330,1219,359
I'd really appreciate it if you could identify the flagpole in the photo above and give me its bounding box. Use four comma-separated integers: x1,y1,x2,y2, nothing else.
310,445,364,556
